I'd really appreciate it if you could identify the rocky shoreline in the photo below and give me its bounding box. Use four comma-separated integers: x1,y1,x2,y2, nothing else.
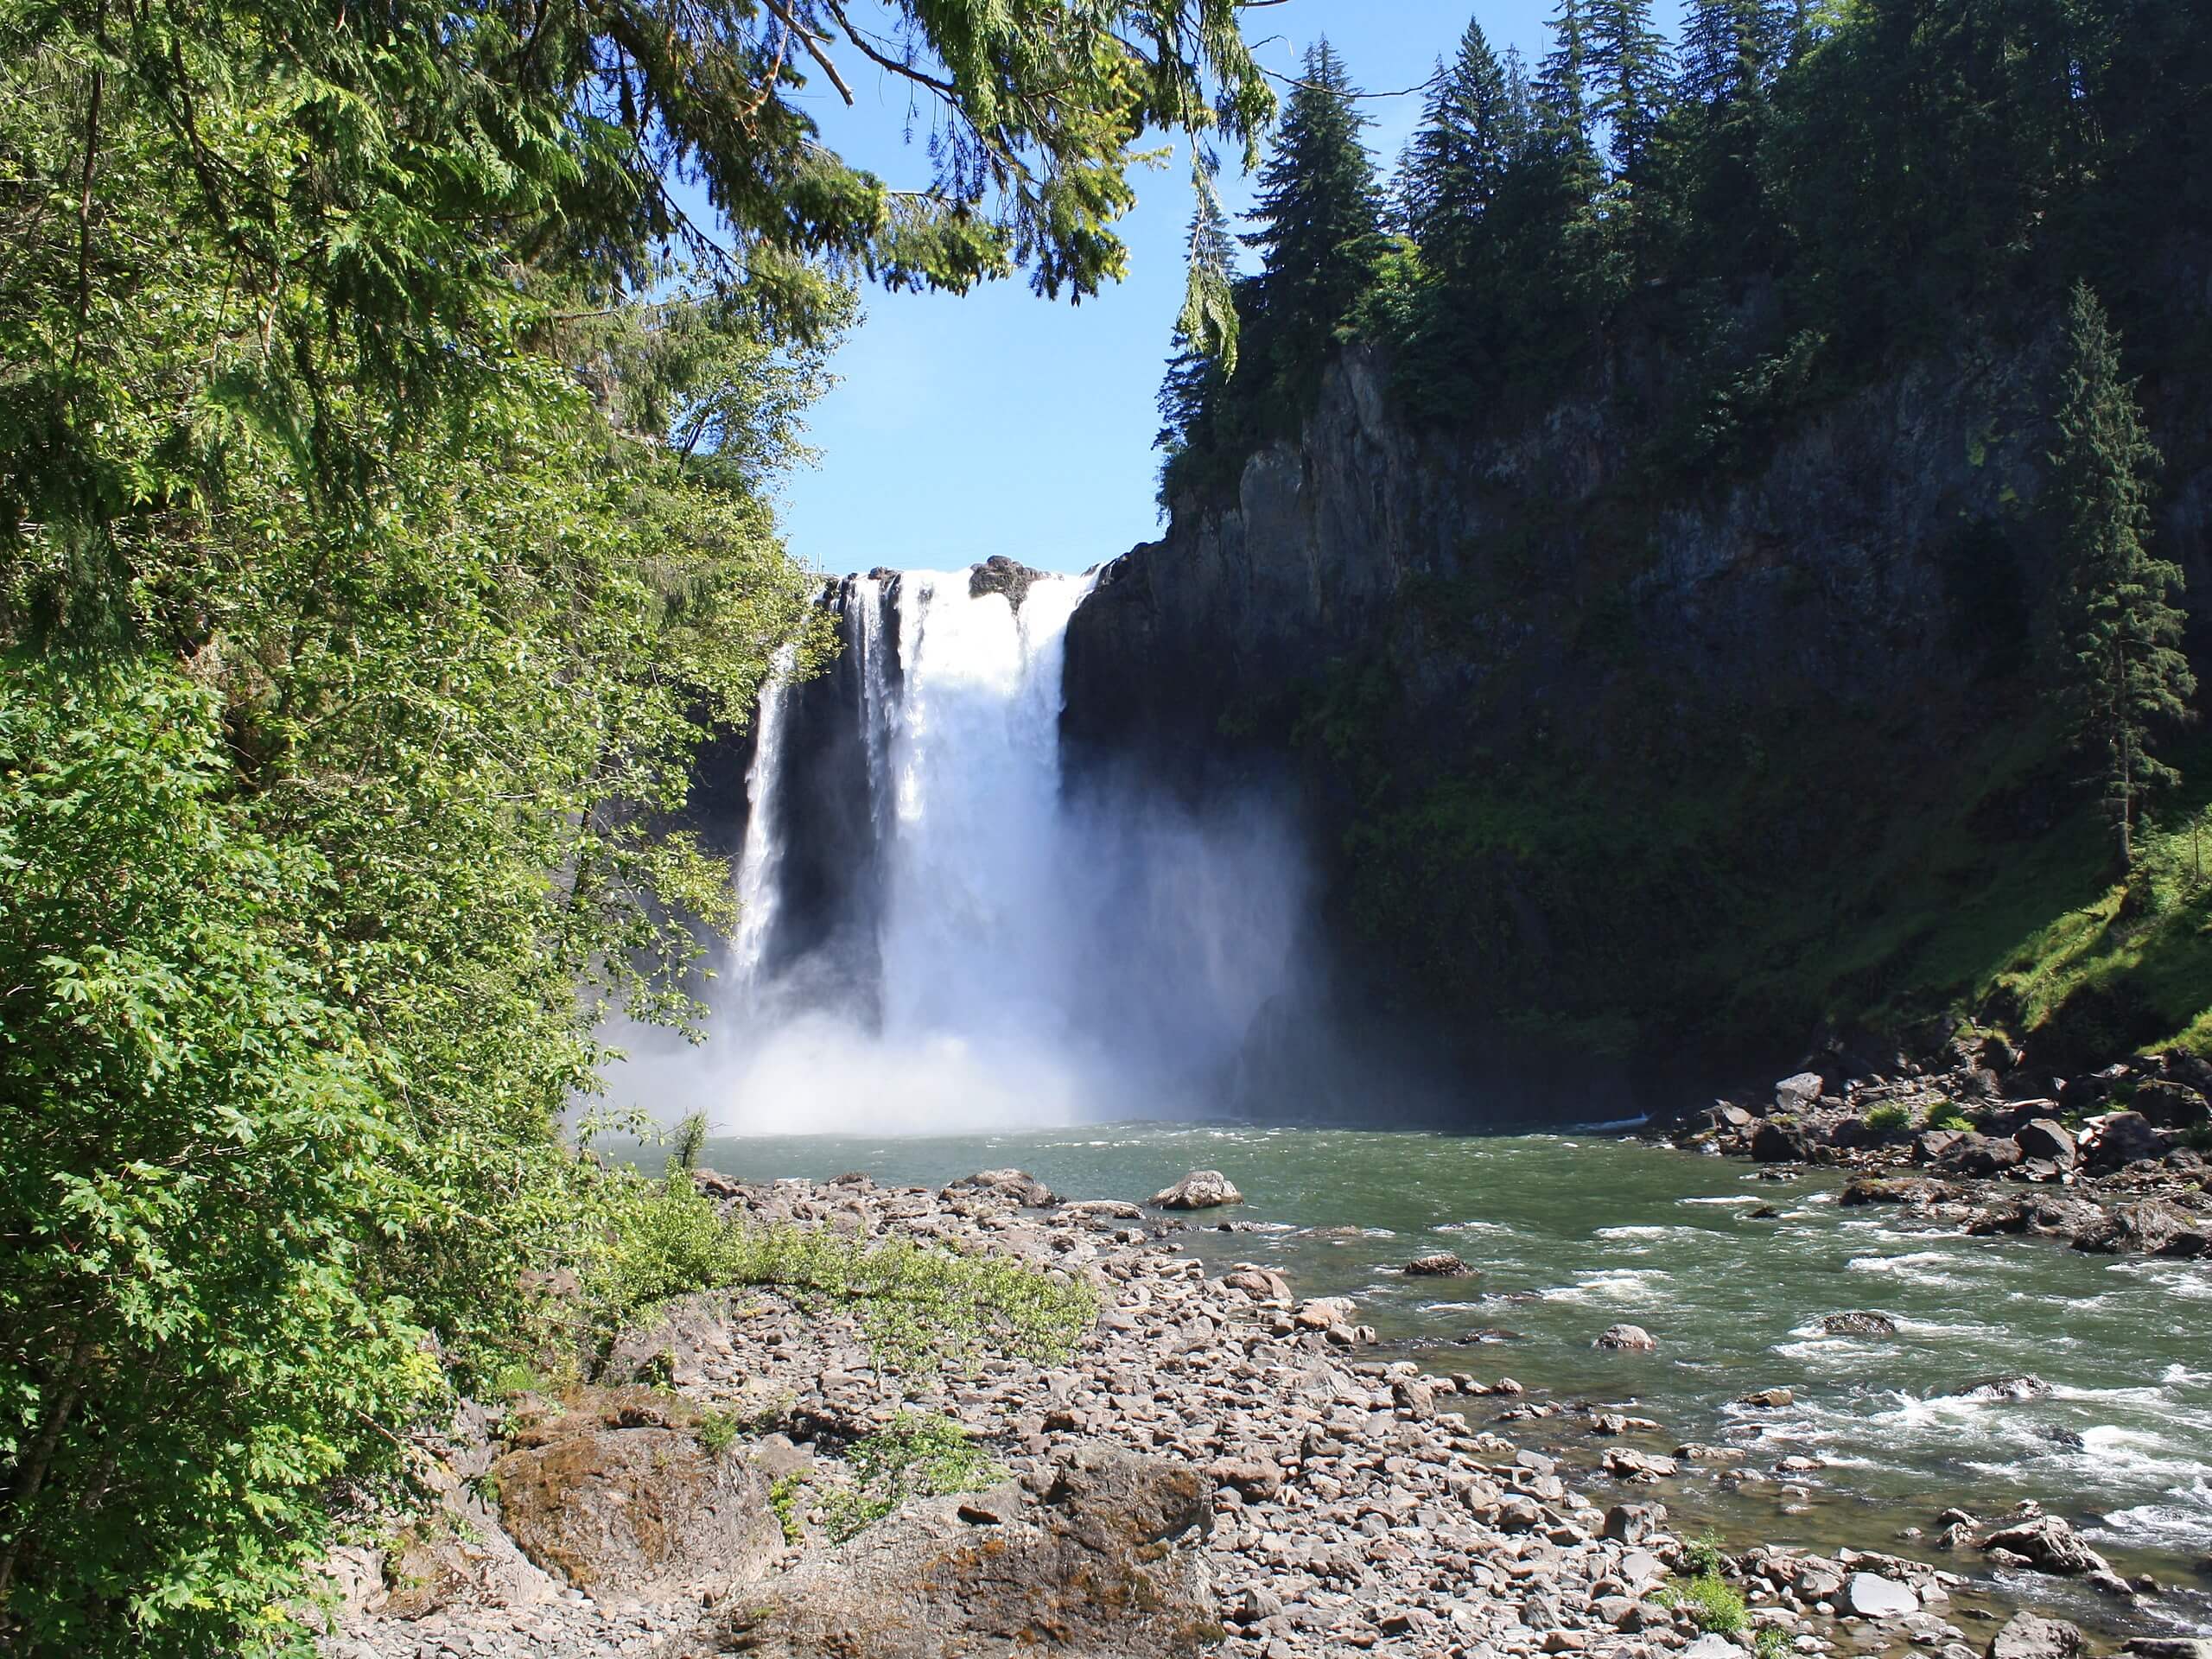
312,1162,2201,1659
1659,1039,2212,1258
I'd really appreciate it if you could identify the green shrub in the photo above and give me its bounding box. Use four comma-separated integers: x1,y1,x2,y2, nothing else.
822,1412,1007,1542
1754,1624,1793,1659
1924,1102,1974,1132
1681,1528,1728,1580
1661,1573,1749,1636
1864,1103,1915,1132
670,1113,709,1173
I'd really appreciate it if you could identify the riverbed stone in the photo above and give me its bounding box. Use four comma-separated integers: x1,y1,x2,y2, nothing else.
1821,1312,1898,1337
1593,1323,1658,1351
1153,1169,1245,1209
2013,1120,2076,1169
1843,1573,1918,1619
1980,1515,2111,1576
1986,1612,2087,1659
1406,1251,1475,1276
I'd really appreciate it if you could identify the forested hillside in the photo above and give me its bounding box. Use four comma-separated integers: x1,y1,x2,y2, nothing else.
0,4,1264,1652
1071,0,2212,1091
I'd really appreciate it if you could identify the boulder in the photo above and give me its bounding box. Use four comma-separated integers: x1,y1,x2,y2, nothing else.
1843,1572,1919,1618
1736,1387,1795,1408
967,555,1045,610
1059,1198,1145,1220
1220,1266,1292,1301
1987,1613,2088,1659
1940,1134,2025,1177
490,1389,781,1598
1292,1296,1357,1330
1684,1636,1743,1659
1592,1323,1658,1351
1841,1176,1954,1205
2073,1197,2212,1256
693,1446,1216,1659
1604,1503,1667,1544
1980,1513,2112,1576
2014,1119,2077,1168
2133,1079,2212,1129
1751,1122,1810,1163
2120,1642,2212,1659
1405,1251,1475,1277
944,1168,1057,1207
1916,1128,1969,1164
1789,1556,1847,1601
1151,1170,1244,1210
2082,1110,2167,1172
1821,1311,1898,1337
1776,1071,1827,1113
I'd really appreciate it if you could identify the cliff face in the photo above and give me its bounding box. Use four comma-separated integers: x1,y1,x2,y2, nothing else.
1063,327,2212,1090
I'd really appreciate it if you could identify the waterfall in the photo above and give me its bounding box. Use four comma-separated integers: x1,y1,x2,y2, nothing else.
713,559,1306,1134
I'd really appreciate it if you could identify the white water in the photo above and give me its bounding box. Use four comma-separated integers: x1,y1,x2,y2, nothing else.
708,564,1308,1135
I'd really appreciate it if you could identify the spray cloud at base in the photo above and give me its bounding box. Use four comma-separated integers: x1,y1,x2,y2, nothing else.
646,562,1315,1136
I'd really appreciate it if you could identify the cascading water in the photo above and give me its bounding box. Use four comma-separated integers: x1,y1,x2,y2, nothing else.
710,560,1307,1134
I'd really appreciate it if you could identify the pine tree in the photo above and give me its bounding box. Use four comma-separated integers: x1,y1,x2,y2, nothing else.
2049,283,2195,868
1586,0,1675,173
1535,0,1592,143
1680,0,1794,105
1245,39,1387,398
1157,169,1238,461
1400,18,1519,270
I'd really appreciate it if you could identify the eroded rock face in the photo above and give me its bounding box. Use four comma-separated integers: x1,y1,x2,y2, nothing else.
684,1447,1216,1658
491,1390,781,1599
1152,1169,1244,1209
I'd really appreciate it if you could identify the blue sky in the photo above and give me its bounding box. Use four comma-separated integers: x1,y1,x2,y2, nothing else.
765,3,1673,576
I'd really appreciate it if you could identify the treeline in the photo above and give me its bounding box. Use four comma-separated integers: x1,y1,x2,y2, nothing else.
1160,0,2212,499
0,3,1264,1654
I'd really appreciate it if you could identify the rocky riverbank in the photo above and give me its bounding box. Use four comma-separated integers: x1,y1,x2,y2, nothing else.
310,1166,2194,1659
1660,1039,2212,1258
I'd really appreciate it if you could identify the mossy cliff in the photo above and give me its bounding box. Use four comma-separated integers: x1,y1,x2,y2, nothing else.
1062,286,2212,1098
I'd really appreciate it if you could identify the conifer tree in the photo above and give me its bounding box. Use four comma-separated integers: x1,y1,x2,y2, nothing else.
1401,18,1519,270
1245,39,1387,399
2049,283,2194,868
1157,166,1238,463
1586,0,1675,173
1535,0,1593,143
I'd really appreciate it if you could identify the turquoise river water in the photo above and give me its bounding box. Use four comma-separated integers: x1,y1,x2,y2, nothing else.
669,1122,2212,1637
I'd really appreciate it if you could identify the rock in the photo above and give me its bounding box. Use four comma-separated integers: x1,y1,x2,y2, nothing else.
1949,1375,2052,1402
1604,1503,1667,1544
1221,1266,1293,1301
1603,1449,1678,1482
1916,1128,1969,1164
1405,1251,1475,1277
1822,1311,1898,1337
1940,1134,2025,1177
1059,1198,1145,1220
2120,1642,2212,1659
1776,1072,1827,1113
1840,1176,1954,1206
1151,1170,1244,1210
967,554,1045,610
1685,1634,1745,1659
1751,1122,1810,1163
696,1446,1215,1659
376,1522,472,1620
2132,1079,2212,1129
490,1389,781,1598
2013,1119,2077,1168
1790,1557,1847,1601
1736,1387,1795,1408
1980,1514,2112,1575
1292,1296,1357,1330
2073,1196,2212,1256
2082,1110,2167,1172
1593,1323,1658,1351
1208,1457,1283,1500
944,1168,1056,1206
1986,1612,2088,1659
1843,1572,1919,1618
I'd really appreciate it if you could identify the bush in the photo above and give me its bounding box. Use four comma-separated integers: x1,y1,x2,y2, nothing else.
822,1413,1007,1542
1864,1103,1914,1132
1661,1572,1750,1636
1924,1101,1974,1132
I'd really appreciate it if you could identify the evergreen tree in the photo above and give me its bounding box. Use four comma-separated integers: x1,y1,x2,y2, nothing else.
1245,39,1387,401
1535,0,1593,143
2048,283,2194,867
1157,168,1238,465
1586,0,1675,173
1400,18,1519,270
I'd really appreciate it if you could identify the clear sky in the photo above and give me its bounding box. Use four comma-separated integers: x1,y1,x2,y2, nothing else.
762,3,1676,576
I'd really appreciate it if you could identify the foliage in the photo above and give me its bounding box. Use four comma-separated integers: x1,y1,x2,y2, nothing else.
670,1114,710,1173
1925,1102,1974,1132
591,1173,1099,1376
2046,283,2194,868
1660,1568,1748,1636
1863,1103,1914,1133
822,1412,1007,1542
1681,1526,1727,1579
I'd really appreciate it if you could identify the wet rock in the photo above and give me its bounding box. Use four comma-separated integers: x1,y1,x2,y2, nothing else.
1822,1311,1898,1337
2013,1120,2077,1169
967,554,1044,610
1948,1376,2053,1402
1840,1176,1955,1205
1986,1612,2088,1659
1221,1266,1293,1301
1603,1449,1678,1482
1405,1251,1475,1276
1737,1387,1795,1408
2073,1196,2212,1256
1457,1326,1527,1344
1751,1122,1811,1163
1843,1572,1919,1618
944,1168,1057,1207
2120,1642,2212,1659
695,1446,1215,1659
2082,1111,2167,1173
490,1390,780,1598
1980,1513,2112,1575
1939,1134,2025,1178
1292,1296,1356,1330
1593,1323,1658,1351
1151,1170,1244,1210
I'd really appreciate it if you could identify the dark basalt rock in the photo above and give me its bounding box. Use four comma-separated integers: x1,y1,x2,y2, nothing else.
969,554,1045,610
1948,1375,2053,1402
1822,1311,1899,1337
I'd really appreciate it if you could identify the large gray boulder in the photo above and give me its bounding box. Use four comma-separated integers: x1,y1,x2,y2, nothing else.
1151,1169,1244,1209
944,1168,1058,1207
687,1446,1216,1658
1987,1612,2088,1659
2014,1118,2077,1168
1981,1513,2113,1576
1593,1323,1658,1351
1843,1572,1918,1618
1775,1071,1827,1113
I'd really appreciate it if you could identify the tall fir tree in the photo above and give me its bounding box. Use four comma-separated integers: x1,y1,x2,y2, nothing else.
1586,0,1675,173
2049,283,2194,868
1245,39,1387,401
1157,165,1239,465
1535,0,1592,142
1400,18,1519,270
